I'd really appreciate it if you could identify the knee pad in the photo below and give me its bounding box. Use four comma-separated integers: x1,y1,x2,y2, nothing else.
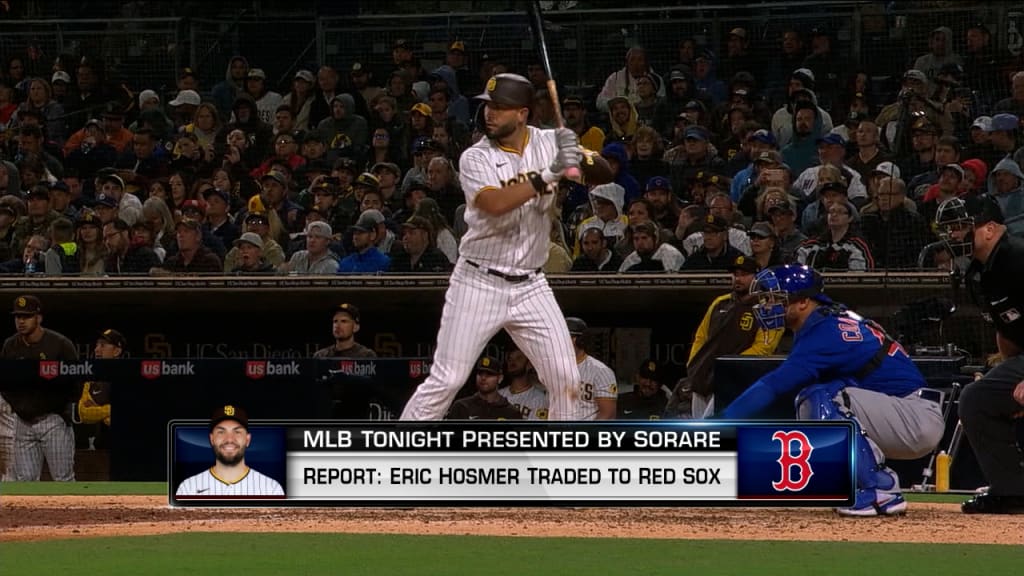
795,382,896,492
795,383,844,420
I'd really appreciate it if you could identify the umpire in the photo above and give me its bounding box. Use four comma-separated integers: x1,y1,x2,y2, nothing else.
959,198,1024,514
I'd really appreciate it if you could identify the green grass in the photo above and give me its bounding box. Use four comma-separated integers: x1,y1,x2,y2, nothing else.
1,533,1019,575
0,481,166,495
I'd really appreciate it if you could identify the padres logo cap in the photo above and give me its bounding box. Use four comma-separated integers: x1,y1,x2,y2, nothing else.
12,295,41,316
98,328,127,349
638,359,659,380
333,303,361,323
475,73,534,109
210,404,249,431
476,356,501,373
727,254,759,274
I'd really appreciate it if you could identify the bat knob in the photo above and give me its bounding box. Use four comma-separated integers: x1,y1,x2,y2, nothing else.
564,166,582,183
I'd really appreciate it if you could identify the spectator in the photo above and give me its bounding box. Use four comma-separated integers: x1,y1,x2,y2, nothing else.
220,94,274,168
792,133,867,204
63,119,119,188
12,77,65,144
562,96,605,152
861,177,933,270
221,211,285,272
11,186,59,255
309,66,341,129
212,56,249,119
920,163,967,222
0,234,46,274
201,188,239,249
141,196,176,256
17,124,63,180
899,118,940,185
74,211,105,275
748,221,783,269
0,203,14,262
731,130,779,203
338,211,390,274
180,102,222,151
390,216,451,273
683,193,750,256
157,218,222,274
167,90,201,133
681,214,743,271
371,162,403,215
402,137,444,192
993,72,1024,117
259,169,303,235
228,232,275,275
771,74,833,148
692,49,727,106
907,135,962,199
802,29,847,112
243,68,283,126
571,224,623,273
985,114,1020,169
91,102,134,154
42,217,79,275
766,196,807,262
629,127,668,187
847,120,889,186
272,105,295,137
963,22,1004,107
596,46,665,112
800,171,849,236
280,221,339,275
781,101,823,176
620,221,685,273
913,27,963,82
425,157,462,223
643,176,682,232
544,218,573,274
102,219,159,275
986,158,1024,236
604,96,640,145
574,183,626,257
796,199,874,271
47,181,76,221
633,73,668,130
114,128,170,196
412,198,457,264
282,69,316,131
130,221,163,263
63,58,106,134
959,158,989,197
719,27,757,85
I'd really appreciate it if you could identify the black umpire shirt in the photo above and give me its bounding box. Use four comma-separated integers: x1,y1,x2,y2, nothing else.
976,232,1024,350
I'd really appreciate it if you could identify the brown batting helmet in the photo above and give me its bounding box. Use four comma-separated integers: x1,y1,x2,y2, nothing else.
475,73,534,108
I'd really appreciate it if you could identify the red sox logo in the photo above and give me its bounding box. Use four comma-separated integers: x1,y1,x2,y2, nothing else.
771,430,814,491
141,360,161,380
39,360,59,380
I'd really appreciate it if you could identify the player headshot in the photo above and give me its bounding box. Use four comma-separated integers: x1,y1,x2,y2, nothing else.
175,405,284,497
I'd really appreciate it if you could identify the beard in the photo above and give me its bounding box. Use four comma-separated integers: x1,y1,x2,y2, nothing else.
214,442,245,466
485,119,516,140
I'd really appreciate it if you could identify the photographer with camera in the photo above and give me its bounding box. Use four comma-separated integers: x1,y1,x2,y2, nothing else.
876,70,952,162
958,197,1024,514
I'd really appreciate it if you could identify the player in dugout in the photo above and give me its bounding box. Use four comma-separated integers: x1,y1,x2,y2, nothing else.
446,356,523,420
666,255,783,419
721,264,944,517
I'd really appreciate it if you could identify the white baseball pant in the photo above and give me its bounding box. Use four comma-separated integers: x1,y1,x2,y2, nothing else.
401,260,582,420
0,396,12,479
10,413,75,481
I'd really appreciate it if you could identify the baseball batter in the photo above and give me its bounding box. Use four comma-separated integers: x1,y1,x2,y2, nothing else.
722,265,944,516
567,317,618,420
400,73,611,421
176,405,284,497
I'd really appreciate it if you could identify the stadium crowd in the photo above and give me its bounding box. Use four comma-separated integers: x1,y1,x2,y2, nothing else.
0,23,1020,275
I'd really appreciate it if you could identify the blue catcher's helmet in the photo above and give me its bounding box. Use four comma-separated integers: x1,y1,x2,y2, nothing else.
750,264,833,330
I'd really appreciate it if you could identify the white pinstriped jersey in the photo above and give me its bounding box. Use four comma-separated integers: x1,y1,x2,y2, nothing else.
577,355,618,421
458,125,559,273
499,385,549,420
176,466,284,497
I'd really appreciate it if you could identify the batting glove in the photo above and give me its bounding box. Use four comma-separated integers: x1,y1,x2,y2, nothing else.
542,128,582,183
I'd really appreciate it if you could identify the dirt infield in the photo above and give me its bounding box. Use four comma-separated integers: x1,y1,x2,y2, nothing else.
1,496,1020,544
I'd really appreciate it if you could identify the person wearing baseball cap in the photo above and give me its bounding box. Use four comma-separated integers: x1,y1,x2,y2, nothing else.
338,210,391,274
447,355,522,420
2,294,79,481
280,220,338,275
78,328,127,433
680,214,744,271
747,221,781,269
391,215,450,273
313,303,377,358
957,193,1024,514
616,358,668,419
620,220,686,273
175,404,285,497
672,252,783,419
720,27,755,84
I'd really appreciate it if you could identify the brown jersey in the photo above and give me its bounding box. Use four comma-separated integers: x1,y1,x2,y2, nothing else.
313,342,377,358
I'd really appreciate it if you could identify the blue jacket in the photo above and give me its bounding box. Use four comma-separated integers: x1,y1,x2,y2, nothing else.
722,306,926,418
337,247,390,274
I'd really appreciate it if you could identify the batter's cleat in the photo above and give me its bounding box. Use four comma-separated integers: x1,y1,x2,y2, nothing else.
835,489,907,517
961,493,1024,514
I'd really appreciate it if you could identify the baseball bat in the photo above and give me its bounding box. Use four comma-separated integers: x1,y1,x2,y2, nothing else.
528,0,582,182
